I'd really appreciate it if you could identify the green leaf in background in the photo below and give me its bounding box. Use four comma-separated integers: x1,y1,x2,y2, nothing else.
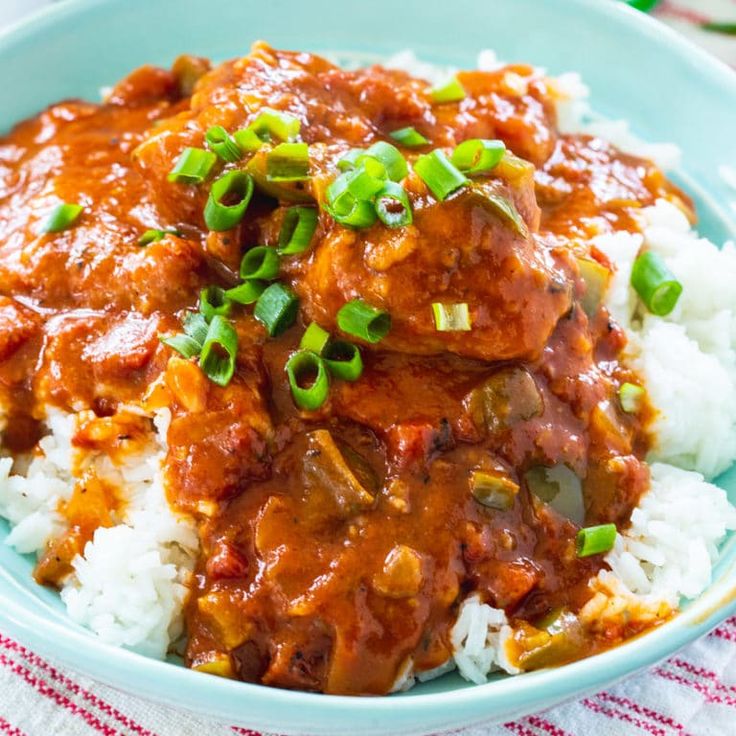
625,0,660,12
700,22,736,36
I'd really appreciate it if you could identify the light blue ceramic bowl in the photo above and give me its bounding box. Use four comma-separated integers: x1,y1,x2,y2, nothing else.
1,1,735,733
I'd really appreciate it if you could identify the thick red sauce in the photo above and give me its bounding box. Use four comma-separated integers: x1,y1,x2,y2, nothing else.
0,43,689,694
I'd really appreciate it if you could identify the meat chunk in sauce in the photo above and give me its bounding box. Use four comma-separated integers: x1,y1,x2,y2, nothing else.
0,41,686,695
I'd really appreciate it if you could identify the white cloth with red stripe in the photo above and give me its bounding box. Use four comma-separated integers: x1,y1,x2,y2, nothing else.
1,1,735,735
2,620,736,736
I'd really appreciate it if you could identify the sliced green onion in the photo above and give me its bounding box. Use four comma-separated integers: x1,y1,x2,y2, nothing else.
428,76,466,104
337,148,365,172
250,108,301,142
225,280,266,305
337,300,391,344
42,203,83,233
199,315,238,387
325,171,382,229
619,382,645,414
199,286,232,321
432,303,471,331
233,127,265,153
328,165,385,203
160,333,202,359
451,139,506,175
254,282,299,337
240,246,280,281
359,141,408,182
168,147,217,184
576,524,617,558
278,207,318,255
326,195,377,228
204,171,254,232
630,251,682,316
323,340,363,382
183,311,209,345
266,142,310,182
138,228,179,246
389,126,428,147
285,350,330,411
414,149,468,201
205,126,243,163
300,323,330,355
375,181,412,228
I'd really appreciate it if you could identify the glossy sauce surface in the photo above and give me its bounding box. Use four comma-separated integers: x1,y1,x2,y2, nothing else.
0,44,687,694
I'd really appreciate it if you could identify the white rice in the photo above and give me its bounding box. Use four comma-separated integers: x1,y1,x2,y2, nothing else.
2,48,736,686
0,407,198,659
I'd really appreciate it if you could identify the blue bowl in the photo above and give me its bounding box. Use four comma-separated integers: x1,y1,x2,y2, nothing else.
1,1,735,733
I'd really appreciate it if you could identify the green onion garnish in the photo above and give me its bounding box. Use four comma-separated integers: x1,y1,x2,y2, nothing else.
389,126,429,148
42,203,84,233
254,282,299,337
205,126,243,163
300,323,330,355
414,149,468,201
278,207,318,255
576,524,617,558
225,280,266,305
233,127,265,153
160,311,221,360
375,181,412,228
285,350,330,411
240,246,280,281
323,340,363,382
266,142,310,182
199,315,238,387
337,299,391,344
138,228,178,246
359,141,408,182
167,147,217,184
630,251,682,316
428,76,466,104
327,196,377,229
199,285,232,321
451,139,506,176
204,171,254,232
619,382,645,414
250,108,301,142
432,303,471,331
337,148,365,172
325,171,382,229
160,333,202,359
329,165,386,202
183,311,209,344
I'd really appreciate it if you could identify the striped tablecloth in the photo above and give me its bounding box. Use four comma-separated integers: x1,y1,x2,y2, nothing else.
1,1,735,734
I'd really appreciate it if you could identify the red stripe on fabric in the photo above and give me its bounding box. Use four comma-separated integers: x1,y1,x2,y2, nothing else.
0,652,118,735
671,658,736,696
0,636,154,736
503,723,538,736
525,715,572,736
597,692,688,733
655,0,711,24
0,716,27,736
655,667,736,709
713,627,736,644
230,728,264,736
582,698,667,736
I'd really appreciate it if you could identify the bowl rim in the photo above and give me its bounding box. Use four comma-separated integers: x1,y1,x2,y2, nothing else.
1,0,736,732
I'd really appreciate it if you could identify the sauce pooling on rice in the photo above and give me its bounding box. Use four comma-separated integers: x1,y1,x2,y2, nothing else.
0,43,692,694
